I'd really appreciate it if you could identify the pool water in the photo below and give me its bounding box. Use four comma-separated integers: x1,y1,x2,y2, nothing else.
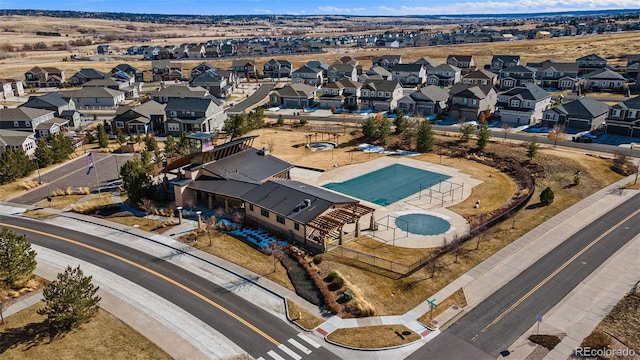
395,213,451,235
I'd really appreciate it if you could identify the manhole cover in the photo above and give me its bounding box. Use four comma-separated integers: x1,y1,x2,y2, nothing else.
431,320,439,325
452,305,459,310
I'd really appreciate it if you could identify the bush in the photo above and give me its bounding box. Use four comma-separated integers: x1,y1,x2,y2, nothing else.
313,255,323,265
327,271,339,282
580,330,611,353
332,276,345,289
540,186,555,205
349,130,359,136
299,118,308,125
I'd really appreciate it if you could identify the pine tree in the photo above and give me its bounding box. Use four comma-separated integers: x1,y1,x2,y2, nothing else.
476,124,491,151
34,139,54,167
459,123,475,142
527,135,539,160
393,111,409,135
540,186,555,205
416,120,435,153
49,133,75,163
164,135,178,158
97,124,109,148
0,227,37,288
362,117,379,138
38,265,101,331
120,158,154,203
115,127,126,145
378,117,392,145
277,114,285,126
144,134,158,151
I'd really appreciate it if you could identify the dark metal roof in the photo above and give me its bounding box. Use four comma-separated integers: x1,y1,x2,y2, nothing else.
201,147,292,184
187,178,258,199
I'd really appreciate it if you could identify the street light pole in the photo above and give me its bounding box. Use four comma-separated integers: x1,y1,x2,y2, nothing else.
35,158,42,184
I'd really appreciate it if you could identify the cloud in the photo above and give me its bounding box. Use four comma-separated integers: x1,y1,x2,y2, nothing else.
316,6,366,14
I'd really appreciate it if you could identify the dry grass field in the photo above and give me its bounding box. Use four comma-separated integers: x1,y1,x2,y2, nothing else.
326,324,420,349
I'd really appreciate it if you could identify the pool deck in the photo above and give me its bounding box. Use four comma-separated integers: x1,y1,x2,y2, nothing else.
294,156,483,249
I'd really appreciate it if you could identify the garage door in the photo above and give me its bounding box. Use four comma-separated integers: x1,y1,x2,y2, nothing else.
284,99,299,108
606,124,631,136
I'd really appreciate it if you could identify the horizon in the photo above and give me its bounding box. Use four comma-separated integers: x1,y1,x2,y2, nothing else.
1,1,639,17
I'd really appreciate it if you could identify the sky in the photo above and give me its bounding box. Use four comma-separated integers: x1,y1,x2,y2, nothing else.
0,0,639,16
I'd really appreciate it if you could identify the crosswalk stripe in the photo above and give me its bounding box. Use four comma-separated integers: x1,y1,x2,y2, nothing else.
288,338,312,355
257,357,265,360
267,350,285,360
278,344,302,360
297,333,321,349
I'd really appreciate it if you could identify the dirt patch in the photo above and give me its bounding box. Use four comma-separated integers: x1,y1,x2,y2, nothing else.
528,335,562,351
326,325,420,349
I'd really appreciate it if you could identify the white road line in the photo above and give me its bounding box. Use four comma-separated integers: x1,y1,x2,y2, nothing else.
297,333,322,349
267,350,286,360
277,344,302,360
257,357,265,360
288,338,312,355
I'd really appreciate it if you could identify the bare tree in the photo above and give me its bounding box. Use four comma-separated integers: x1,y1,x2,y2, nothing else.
203,216,217,247
138,198,155,225
547,124,566,147
501,122,513,141
0,283,8,325
425,257,442,279
265,241,285,273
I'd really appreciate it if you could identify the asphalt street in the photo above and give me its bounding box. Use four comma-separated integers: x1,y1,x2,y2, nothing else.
14,152,134,205
0,215,340,360
407,192,640,359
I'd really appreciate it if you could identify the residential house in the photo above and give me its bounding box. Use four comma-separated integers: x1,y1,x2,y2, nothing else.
269,84,317,108
263,59,292,79
360,79,403,111
426,64,462,87
626,61,639,81
142,46,160,60
82,78,141,99
462,69,498,86
111,64,144,82
604,96,640,137
583,68,627,93
490,55,520,73
96,44,113,55
391,63,426,86
190,62,218,79
527,60,579,90
220,43,237,57
327,63,358,83
173,45,189,59
496,83,552,125
113,100,166,135
576,54,608,74
541,97,609,131
291,65,323,86
150,85,211,104
446,55,475,73
68,68,106,86
448,83,497,121
20,92,80,128
498,65,536,89
371,55,402,70
0,107,68,138
156,47,173,60
152,60,183,82
60,87,126,109
359,66,392,82
9,79,24,97
305,61,330,77
204,45,221,58
413,57,440,71
397,85,449,117
318,81,346,109
186,44,205,59
164,97,226,135
189,70,234,98
24,67,66,88
0,130,37,157
232,60,257,79
339,79,363,109
0,79,14,100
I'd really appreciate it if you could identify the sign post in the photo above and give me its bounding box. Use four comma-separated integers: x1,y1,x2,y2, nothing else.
427,298,438,320
535,314,543,335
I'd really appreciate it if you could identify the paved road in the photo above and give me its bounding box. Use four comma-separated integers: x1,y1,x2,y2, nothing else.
407,192,640,359
14,153,134,205
227,83,275,115
0,215,339,360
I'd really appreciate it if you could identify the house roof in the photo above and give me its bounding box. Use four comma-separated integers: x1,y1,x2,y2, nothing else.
201,148,293,184
0,129,35,147
61,87,125,99
152,85,210,98
21,93,69,108
187,178,258,199
501,65,536,74
165,97,221,112
450,83,494,99
34,117,69,130
242,180,357,224
391,63,424,72
616,95,640,110
447,55,474,63
0,107,53,121
363,79,401,92
329,63,355,72
373,55,401,63
501,83,551,101
335,78,362,88
464,69,497,80
72,68,106,80
117,100,166,118
492,55,520,64
232,59,256,67
83,79,121,87
366,66,392,78
430,64,461,73
293,65,323,74
419,85,450,102
305,61,329,71
112,64,138,73
275,83,316,98
577,53,607,62
549,97,609,118
414,56,440,67
584,68,626,80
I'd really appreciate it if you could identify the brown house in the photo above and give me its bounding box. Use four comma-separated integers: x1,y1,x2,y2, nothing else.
24,67,66,88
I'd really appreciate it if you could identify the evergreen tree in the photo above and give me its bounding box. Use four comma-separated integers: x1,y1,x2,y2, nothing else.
164,135,178,158
0,149,36,183
115,127,126,144
178,132,190,155
224,113,249,138
362,117,379,138
277,114,285,126
459,123,475,143
527,135,539,160
393,111,409,135
144,134,158,151
120,157,154,203
49,133,75,163
540,186,555,205
38,265,101,331
378,117,392,145
84,129,95,145
0,227,37,289
476,123,491,151
34,139,54,167
416,120,435,153
97,123,109,148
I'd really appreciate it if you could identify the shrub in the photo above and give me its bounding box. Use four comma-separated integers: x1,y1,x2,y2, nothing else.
349,130,359,136
580,330,611,352
540,186,555,205
327,271,339,282
331,276,345,289
299,118,308,125
313,255,323,265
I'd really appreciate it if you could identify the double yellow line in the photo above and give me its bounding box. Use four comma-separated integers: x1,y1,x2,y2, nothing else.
476,207,640,337
0,222,281,347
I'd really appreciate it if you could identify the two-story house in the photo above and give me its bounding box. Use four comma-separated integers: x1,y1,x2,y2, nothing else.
0,107,68,138
113,100,167,135
0,79,14,100
490,55,520,73
446,55,475,73
190,62,218,79
152,60,183,82
20,92,80,128
498,65,536,90
413,56,440,71
576,54,608,74
111,64,144,82
150,85,211,104
391,63,426,86
339,79,363,109
327,63,358,83
526,60,579,90
448,83,497,121
604,96,640,138
269,84,317,109
359,66,392,82
462,69,498,86
426,64,461,87
60,87,126,109
232,60,257,79
318,81,346,109
371,55,402,70
541,97,609,131
263,59,292,79
68,68,106,86
583,68,627,93
360,79,403,112
96,44,113,55
291,65,323,87
164,97,225,135
0,130,37,158
24,67,66,88
189,69,234,98
496,83,552,125
397,85,449,117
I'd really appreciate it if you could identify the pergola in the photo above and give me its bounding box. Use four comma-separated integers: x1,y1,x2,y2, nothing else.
305,203,376,250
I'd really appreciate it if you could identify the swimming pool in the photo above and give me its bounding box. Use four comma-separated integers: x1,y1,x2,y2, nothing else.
323,164,451,206
395,213,451,235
